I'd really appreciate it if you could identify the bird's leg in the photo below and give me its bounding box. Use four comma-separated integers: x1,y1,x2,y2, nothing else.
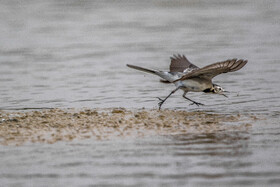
182,92,204,106
157,87,181,110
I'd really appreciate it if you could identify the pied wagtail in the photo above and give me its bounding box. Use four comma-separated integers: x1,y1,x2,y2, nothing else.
127,54,247,110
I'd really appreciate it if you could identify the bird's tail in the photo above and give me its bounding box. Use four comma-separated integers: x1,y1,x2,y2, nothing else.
127,64,180,83
126,64,157,75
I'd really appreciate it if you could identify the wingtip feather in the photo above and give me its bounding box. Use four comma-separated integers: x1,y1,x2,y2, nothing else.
230,59,248,72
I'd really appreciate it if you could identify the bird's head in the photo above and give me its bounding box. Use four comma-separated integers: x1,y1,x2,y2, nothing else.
204,84,228,97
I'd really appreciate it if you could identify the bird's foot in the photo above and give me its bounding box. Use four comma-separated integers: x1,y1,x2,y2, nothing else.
190,101,204,106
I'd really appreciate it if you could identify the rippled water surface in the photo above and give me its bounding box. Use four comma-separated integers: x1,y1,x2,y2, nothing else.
0,0,280,186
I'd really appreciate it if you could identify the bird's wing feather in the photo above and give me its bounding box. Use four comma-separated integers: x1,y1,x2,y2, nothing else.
177,59,248,81
170,54,199,72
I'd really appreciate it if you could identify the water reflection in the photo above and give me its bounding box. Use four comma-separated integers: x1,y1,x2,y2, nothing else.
1,127,280,186
83,132,253,185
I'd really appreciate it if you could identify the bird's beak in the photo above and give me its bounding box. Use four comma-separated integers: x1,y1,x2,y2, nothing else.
220,91,229,98
221,93,228,98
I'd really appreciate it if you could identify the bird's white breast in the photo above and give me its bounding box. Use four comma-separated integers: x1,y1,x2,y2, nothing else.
176,79,211,92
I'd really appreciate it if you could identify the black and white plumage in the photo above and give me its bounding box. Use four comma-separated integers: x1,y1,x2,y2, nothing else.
127,54,248,109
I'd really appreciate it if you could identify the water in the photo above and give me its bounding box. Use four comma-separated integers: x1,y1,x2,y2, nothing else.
0,0,280,186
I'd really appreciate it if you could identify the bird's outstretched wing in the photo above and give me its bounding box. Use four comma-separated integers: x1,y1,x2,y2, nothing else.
176,59,248,81
170,54,199,72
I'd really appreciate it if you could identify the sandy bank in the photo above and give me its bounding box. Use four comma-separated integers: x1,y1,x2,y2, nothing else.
0,108,254,145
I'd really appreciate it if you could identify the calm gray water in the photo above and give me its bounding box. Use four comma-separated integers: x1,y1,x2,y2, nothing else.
1,0,280,186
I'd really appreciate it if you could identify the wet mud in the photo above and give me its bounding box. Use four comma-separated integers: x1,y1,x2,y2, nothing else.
0,108,254,145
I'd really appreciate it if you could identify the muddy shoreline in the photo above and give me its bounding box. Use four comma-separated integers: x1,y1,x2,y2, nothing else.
0,108,253,145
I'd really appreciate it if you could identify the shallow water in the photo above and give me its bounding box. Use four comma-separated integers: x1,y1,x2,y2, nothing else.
0,0,280,186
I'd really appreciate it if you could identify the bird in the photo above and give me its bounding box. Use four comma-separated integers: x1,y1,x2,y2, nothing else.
127,54,247,110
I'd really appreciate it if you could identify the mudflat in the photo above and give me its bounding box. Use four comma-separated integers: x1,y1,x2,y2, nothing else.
0,108,253,145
